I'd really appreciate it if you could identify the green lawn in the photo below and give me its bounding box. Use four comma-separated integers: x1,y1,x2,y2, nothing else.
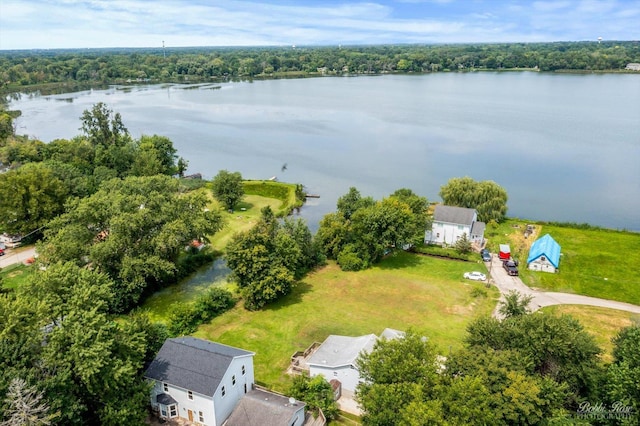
485,220,640,306
542,305,640,362
522,226,640,305
195,251,499,392
0,263,35,291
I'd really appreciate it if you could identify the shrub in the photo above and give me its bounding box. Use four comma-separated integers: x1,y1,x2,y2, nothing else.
168,287,236,335
337,244,366,271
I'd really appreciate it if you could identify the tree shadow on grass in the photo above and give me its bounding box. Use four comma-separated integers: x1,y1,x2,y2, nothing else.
376,251,422,270
263,280,313,311
234,200,254,211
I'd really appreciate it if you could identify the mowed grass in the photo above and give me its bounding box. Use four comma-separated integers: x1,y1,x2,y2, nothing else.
542,305,640,362
485,219,640,305
195,251,499,392
0,263,35,290
520,225,640,305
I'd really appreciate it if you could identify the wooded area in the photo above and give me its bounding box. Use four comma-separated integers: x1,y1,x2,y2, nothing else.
1,42,639,93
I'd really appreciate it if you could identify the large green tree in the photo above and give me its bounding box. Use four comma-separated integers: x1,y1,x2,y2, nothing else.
211,170,244,210
225,206,320,310
439,177,508,223
0,162,68,235
38,175,223,312
606,325,640,421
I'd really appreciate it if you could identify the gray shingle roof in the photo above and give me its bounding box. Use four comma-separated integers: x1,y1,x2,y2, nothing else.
470,221,486,236
225,388,305,426
307,334,378,368
433,205,476,226
144,337,254,397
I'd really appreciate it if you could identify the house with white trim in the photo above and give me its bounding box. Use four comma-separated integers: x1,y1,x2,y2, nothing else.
527,234,561,273
424,205,485,246
307,329,404,392
144,337,255,425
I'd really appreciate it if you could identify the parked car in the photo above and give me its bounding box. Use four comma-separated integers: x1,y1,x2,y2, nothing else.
464,271,487,281
503,260,519,276
0,242,5,256
480,249,491,262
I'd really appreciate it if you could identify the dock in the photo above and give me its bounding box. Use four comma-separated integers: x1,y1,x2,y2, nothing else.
305,194,320,198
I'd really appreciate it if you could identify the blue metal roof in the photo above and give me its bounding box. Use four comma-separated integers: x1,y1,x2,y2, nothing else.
527,234,561,268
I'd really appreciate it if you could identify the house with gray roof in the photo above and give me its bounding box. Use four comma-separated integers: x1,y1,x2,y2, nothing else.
424,205,485,246
307,329,404,392
144,337,255,425
527,234,561,273
224,388,307,426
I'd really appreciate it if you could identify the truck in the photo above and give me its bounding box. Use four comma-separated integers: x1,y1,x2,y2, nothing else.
503,259,518,276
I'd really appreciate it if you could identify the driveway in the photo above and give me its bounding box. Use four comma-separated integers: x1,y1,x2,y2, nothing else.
0,247,37,269
487,255,640,318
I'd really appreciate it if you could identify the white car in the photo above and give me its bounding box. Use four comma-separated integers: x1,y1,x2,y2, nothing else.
464,271,487,281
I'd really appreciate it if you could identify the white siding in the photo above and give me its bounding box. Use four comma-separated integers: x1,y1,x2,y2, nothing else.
212,355,255,426
149,380,215,425
309,364,361,392
427,222,472,245
528,256,557,273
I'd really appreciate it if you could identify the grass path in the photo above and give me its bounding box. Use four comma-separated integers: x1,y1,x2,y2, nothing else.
195,251,499,392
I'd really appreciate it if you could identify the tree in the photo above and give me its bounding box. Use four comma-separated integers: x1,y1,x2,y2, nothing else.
288,375,338,420
211,170,244,210
606,325,640,419
355,331,439,425
498,290,533,318
80,102,129,148
38,175,223,312
1,378,55,426
225,207,319,310
0,162,68,235
439,177,508,223
337,187,373,220
454,233,472,254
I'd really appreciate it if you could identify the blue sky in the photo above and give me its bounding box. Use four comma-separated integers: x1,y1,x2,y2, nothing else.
1,0,639,50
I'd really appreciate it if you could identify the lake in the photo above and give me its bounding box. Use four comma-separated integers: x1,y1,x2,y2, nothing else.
7,72,640,231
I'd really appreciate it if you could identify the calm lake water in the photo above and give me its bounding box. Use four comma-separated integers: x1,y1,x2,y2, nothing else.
8,73,640,231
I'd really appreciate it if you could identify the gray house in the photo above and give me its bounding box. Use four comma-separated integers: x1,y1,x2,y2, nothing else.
425,205,485,246
224,388,306,426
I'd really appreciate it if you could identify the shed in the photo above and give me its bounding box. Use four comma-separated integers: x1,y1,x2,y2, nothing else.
499,244,511,260
527,234,561,273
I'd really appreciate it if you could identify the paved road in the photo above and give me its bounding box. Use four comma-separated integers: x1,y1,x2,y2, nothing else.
0,247,37,269
487,255,640,318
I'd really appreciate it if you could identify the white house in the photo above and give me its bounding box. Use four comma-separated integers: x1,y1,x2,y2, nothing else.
424,205,485,246
307,329,404,392
527,234,561,273
144,337,255,425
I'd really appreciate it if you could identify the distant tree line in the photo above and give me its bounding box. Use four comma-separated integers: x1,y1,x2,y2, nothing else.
1,41,639,91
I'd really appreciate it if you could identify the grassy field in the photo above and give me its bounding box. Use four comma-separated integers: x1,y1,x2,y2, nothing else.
195,251,499,392
0,263,35,291
542,305,640,362
242,180,302,216
484,219,640,305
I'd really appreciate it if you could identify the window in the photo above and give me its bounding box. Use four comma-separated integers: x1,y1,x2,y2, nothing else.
160,407,167,417
541,256,546,262
188,390,193,400
221,386,226,397
169,405,177,417
232,375,236,386
163,383,168,392
242,365,246,375
199,411,204,422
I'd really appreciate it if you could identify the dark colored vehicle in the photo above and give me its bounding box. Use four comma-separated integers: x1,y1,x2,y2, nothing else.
503,260,519,276
480,249,491,262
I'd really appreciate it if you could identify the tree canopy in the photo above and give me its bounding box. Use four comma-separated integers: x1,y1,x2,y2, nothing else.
225,206,321,310
37,174,223,312
211,170,244,210
316,187,429,271
439,177,508,223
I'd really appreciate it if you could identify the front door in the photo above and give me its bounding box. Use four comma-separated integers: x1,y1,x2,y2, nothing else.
188,410,194,422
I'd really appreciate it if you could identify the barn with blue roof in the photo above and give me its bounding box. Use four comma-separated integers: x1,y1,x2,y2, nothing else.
527,234,561,273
